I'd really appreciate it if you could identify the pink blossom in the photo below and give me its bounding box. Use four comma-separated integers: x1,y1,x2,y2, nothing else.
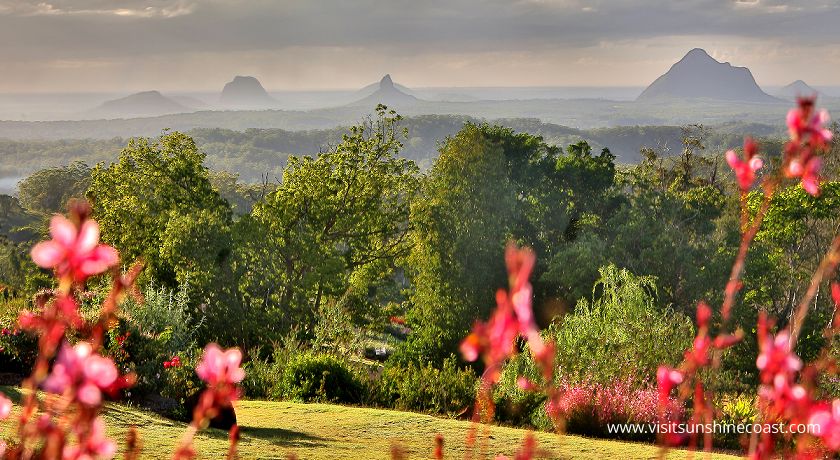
809,400,840,451
756,330,802,384
787,98,833,147
696,301,712,329
657,366,684,407
30,215,118,283
63,416,116,460
0,393,11,419
196,343,245,386
725,138,763,191
460,244,541,382
43,342,119,406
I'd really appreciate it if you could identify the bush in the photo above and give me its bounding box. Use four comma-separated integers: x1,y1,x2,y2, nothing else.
104,281,205,418
368,356,477,415
241,333,304,400
538,379,677,441
279,353,362,403
715,394,758,450
548,264,693,385
0,297,39,374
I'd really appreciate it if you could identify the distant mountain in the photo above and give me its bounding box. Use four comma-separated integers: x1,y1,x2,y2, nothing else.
220,76,277,108
95,91,191,117
356,75,415,98
638,49,780,103
775,80,825,101
349,75,419,107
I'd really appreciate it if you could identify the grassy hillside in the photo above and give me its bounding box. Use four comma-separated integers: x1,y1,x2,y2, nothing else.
1,387,739,459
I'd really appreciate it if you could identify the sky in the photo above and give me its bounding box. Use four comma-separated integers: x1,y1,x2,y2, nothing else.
0,0,838,93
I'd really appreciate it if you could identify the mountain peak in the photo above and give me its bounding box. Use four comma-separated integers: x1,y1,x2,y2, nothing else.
349,74,419,107
637,49,779,103
96,90,189,117
776,80,822,100
380,74,394,89
220,76,276,108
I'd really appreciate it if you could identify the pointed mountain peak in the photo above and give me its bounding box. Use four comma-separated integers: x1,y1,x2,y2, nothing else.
380,74,394,89
776,80,823,100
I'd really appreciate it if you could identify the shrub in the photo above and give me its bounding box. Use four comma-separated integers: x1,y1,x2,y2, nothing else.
539,379,678,441
714,394,758,450
241,333,304,400
104,280,205,418
279,353,362,403
368,356,477,415
548,264,693,385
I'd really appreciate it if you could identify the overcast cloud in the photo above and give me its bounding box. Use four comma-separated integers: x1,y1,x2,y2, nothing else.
0,0,838,92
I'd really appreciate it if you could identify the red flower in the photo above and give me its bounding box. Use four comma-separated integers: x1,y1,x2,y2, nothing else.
30,215,118,283
460,244,549,383
726,138,763,191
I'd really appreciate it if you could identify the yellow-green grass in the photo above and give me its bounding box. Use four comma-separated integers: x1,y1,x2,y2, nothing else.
2,387,739,459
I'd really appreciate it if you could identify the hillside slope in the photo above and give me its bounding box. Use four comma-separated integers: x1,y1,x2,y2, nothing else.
0,388,740,459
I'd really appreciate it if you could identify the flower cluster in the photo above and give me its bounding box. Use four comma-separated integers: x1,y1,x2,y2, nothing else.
783,97,833,195
43,341,121,407
726,137,764,191
1,203,245,460
31,213,119,284
163,355,182,369
460,244,553,385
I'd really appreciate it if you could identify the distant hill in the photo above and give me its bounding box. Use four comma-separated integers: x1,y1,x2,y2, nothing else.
95,91,191,117
349,75,419,108
638,49,780,103
220,76,277,108
775,80,825,101
356,75,415,98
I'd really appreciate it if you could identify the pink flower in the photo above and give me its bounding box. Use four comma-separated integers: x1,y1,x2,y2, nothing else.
784,98,832,196
63,416,116,460
756,330,802,384
726,138,763,191
657,366,684,408
787,98,833,147
696,301,712,329
809,400,840,451
517,377,538,391
0,393,11,420
30,215,118,283
196,343,245,386
460,244,548,382
43,342,119,406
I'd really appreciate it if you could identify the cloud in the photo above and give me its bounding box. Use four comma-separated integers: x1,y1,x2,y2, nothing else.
0,0,196,18
0,0,837,90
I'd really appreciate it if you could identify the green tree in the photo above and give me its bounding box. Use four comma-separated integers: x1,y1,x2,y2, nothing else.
17,162,91,215
234,106,419,340
87,132,233,319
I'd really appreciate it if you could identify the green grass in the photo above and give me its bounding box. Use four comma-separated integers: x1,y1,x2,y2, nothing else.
1,387,739,459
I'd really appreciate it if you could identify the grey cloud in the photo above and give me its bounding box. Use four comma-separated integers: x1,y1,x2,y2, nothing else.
1,0,838,62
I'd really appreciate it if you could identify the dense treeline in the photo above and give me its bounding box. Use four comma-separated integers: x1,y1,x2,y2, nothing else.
1,106,839,439
0,115,785,185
